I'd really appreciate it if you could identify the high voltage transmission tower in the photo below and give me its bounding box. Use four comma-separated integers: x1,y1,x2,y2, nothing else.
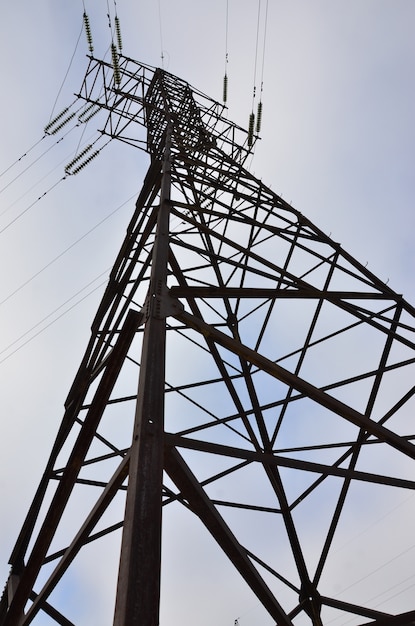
2,50,415,626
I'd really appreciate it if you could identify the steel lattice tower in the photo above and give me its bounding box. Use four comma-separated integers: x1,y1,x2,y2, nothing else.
2,54,415,626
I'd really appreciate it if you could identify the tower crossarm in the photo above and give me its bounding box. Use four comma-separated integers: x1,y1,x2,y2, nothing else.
77,55,253,162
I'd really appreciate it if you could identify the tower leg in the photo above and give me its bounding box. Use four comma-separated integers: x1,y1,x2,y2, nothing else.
113,131,172,626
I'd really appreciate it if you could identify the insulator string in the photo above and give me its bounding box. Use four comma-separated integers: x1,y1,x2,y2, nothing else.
223,74,228,104
111,43,121,85
64,144,94,173
247,112,255,148
256,100,263,134
115,16,123,52
83,12,94,55
247,0,262,147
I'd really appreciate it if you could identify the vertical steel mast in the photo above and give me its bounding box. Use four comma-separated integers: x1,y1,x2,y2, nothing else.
2,53,415,626
114,120,173,626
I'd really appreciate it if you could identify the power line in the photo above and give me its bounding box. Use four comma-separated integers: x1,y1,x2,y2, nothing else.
0,272,109,366
0,191,136,308
0,136,46,181
0,177,66,236
157,0,165,68
47,19,84,125
223,0,229,103
0,135,66,203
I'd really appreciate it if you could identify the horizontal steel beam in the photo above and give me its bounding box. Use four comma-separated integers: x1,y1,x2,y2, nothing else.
174,309,415,461
170,286,394,300
165,433,415,490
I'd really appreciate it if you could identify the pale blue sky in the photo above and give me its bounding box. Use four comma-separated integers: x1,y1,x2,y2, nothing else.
1,2,415,624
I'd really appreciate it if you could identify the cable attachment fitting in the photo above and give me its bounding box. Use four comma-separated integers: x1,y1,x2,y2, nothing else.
141,290,184,320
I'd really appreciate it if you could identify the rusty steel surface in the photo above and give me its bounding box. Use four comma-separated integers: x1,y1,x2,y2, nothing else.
2,54,415,626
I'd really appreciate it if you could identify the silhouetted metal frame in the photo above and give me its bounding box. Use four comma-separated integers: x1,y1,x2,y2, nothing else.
2,54,415,626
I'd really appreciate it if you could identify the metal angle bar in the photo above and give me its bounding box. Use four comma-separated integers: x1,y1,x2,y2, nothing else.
232,355,314,596
169,206,377,306
298,214,406,301
164,446,294,626
169,286,398,300
225,198,262,304
167,250,263,450
172,180,410,320
245,549,300,594
359,611,415,626
113,120,173,626
320,595,391,622
170,235,293,287
313,305,409,583
272,249,338,447
159,461,248,514
50,476,127,490
27,593,75,626
164,433,415,490
44,521,123,565
64,161,161,412
3,309,142,626
22,454,130,625
174,357,415,441
210,499,280,513
174,309,415,460
171,187,298,236
181,256,412,355
251,224,302,366
313,304,406,586
73,416,125,457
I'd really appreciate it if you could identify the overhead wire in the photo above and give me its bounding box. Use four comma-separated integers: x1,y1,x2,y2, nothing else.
0,177,66,236
157,0,165,69
0,11,125,365
256,0,269,134
0,97,81,203
251,0,261,111
0,134,112,234
0,272,109,366
0,131,109,228
106,0,122,85
0,130,103,222
0,136,65,201
223,0,229,103
247,0,269,146
324,493,415,625
0,5,120,360
0,136,46,181
47,18,84,126
247,0,262,148
0,97,96,213
0,191,137,309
